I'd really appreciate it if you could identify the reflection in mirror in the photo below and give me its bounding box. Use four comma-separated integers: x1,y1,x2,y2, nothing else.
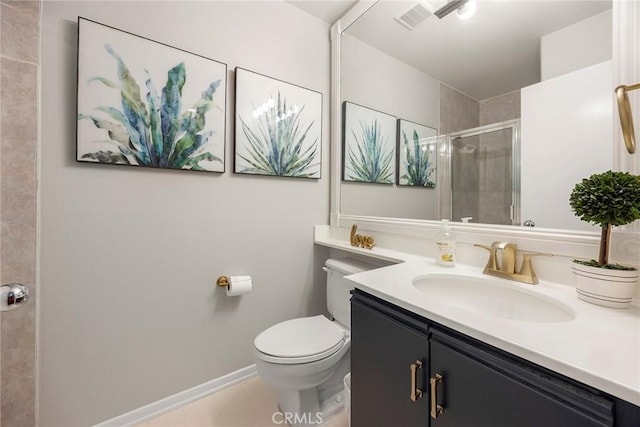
340,0,613,231
446,119,520,226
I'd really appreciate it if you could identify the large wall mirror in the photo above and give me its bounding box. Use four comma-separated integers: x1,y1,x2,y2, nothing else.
333,0,627,235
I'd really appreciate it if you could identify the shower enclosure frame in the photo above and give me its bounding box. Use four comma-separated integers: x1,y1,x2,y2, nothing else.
440,119,521,226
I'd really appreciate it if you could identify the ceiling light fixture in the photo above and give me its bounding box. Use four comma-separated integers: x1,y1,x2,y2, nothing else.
456,0,476,20
433,0,469,19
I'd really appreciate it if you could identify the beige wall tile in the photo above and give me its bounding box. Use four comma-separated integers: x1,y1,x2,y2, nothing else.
0,1,40,425
0,221,36,427
439,83,479,135
479,90,521,125
1,137,37,180
0,1,40,64
0,59,38,142
0,175,36,225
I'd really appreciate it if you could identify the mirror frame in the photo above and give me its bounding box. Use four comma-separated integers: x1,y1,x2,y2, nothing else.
329,0,640,247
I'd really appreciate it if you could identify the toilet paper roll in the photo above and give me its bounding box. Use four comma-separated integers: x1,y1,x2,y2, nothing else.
226,276,252,296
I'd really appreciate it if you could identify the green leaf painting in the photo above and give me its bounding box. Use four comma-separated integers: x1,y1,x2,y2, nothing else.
238,92,318,177
343,102,396,184
398,120,437,187
234,68,322,178
346,120,394,183
76,18,226,172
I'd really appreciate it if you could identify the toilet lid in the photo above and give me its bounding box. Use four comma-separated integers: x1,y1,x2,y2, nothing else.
254,315,347,360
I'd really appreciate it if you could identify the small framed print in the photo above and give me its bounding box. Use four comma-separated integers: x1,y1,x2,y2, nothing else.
234,67,322,178
342,101,396,184
397,119,437,187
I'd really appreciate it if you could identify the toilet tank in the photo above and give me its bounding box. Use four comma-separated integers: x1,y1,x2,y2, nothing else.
324,258,380,327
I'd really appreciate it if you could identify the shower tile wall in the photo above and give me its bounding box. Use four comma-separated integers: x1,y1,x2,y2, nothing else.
479,90,521,125
439,85,520,224
477,129,513,225
0,1,40,425
439,83,479,134
479,91,520,225
438,83,479,220
451,136,480,222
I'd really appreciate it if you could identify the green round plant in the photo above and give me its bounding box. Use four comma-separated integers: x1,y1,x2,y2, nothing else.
569,170,640,267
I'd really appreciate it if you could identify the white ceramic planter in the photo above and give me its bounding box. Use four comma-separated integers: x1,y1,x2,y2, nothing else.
571,262,639,308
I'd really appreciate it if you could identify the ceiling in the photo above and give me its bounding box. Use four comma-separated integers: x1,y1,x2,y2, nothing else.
288,1,356,24
288,1,612,101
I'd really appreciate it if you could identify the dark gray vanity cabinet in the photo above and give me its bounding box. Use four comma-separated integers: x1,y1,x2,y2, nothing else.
429,328,613,427
351,289,640,427
351,291,430,427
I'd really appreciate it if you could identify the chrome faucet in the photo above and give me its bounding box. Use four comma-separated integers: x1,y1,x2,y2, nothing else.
474,242,552,285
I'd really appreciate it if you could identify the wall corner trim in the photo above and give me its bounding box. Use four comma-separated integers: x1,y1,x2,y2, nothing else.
94,365,257,427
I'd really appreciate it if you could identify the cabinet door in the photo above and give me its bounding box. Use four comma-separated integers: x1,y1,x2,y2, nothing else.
429,328,614,427
351,293,430,427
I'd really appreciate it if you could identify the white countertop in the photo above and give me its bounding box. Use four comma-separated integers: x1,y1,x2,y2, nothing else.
315,234,640,406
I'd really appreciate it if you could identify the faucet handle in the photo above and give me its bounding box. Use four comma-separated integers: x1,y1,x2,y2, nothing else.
517,251,553,283
473,244,499,271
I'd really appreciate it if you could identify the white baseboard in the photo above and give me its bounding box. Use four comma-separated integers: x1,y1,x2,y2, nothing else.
94,364,257,427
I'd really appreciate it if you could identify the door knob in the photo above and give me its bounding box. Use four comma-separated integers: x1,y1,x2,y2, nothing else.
1,283,29,312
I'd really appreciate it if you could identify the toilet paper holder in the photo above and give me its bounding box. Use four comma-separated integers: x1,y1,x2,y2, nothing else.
216,275,253,296
216,276,230,287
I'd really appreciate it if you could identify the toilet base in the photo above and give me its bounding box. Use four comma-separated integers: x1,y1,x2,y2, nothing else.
319,390,345,421
277,388,321,426
274,358,350,426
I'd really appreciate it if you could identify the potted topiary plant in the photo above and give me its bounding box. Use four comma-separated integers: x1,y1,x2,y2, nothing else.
569,170,640,308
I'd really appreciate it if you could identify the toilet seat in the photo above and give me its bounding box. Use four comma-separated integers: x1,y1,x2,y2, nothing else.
255,315,348,365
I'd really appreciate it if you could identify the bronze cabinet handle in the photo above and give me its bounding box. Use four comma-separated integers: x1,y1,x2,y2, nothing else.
410,360,423,402
430,373,444,419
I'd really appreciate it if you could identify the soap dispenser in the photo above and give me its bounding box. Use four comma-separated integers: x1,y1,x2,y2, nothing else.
436,219,456,267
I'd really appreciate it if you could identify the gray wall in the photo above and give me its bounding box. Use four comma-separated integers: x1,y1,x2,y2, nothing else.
541,9,612,81
340,34,439,220
40,2,330,425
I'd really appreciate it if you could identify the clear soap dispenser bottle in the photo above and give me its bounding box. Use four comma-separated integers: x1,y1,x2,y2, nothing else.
436,219,456,267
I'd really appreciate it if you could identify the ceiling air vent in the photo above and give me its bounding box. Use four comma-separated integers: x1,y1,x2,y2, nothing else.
394,2,434,30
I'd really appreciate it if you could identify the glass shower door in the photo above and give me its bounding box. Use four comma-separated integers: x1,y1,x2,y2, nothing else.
446,120,520,226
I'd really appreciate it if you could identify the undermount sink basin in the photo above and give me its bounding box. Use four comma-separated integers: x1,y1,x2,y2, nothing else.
412,273,575,323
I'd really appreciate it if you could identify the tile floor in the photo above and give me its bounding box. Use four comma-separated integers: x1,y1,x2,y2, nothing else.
136,375,349,427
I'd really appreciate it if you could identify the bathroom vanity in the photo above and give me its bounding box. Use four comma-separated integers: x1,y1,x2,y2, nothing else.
314,227,640,426
351,289,639,426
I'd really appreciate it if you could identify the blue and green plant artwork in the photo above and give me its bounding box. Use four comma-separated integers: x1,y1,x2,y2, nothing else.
400,130,436,187
237,92,319,177
234,68,322,179
345,120,394,184
76,18,226,172
397,119,437,187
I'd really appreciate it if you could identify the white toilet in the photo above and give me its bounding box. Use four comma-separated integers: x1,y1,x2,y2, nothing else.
254,258,376,425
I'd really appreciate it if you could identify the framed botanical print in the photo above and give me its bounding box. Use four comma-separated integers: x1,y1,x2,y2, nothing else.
234,67,322,178
342,101,397,184
397,119,437,187
77,17,227,172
